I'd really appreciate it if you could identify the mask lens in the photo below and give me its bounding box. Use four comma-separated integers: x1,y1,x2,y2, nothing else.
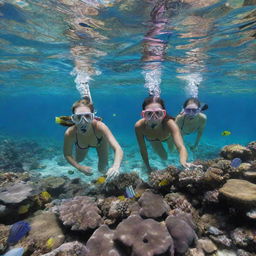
145,111,154,120
155,110,164,118
185,108,198,115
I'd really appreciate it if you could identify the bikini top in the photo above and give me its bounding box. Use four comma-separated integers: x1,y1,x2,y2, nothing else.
75,124,103,150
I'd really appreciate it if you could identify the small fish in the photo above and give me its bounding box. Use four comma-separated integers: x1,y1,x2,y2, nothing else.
246,209,256,219
18,204,30,214
117,195,126,201
68,170,75,175
221,131,231,136
2,248,24,256
96,176,106,184
7,221,31,245
231,158,242,168
125,186,136,198
112,113,117,117
158,179,169,187
78,22,94,29
46,237,55,249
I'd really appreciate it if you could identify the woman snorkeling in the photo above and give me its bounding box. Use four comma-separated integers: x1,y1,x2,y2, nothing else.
63,97,123,180
175,98,208,151
135,96,193,173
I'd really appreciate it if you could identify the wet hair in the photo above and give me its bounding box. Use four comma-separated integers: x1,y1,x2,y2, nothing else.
142,96,174,121
72,96,94,114
183,98,208,111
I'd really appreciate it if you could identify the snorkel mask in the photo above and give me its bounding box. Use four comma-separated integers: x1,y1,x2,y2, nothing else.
142,108,166,128
183,104,200,118
71,112,94,133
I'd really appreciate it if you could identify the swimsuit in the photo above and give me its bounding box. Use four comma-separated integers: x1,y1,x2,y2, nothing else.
75,124,103,150
144,135,170,142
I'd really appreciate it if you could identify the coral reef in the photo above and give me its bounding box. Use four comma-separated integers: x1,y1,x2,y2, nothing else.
17,211,65,255
58,196,103,231
41,176,65,196
219,179,256,213
220,144,252,161
165,214,197,254
41,241,87,256
114,214,174,256
148,166,178,190
138,189,170,219
104,172,141,195
85,224,121,256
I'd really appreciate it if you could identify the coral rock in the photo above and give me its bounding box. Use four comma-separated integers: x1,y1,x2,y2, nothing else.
59,196,103,231
149,166,178,190
18,211,65,254
114,214,174,256
219,179,256,209
41,176,65,196
198,238,217,254
0,224,9,254
230,227,256,252
41,241,87,256
220,144,252,161
85,225,121,256
138,190,170,219
165,215,197,254
0,182,34,204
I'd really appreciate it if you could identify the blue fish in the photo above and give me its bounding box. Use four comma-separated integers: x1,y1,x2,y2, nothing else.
2,248,24,256
78,22,94,29
125,186,135,198
7,221,31,245
231,158,242,168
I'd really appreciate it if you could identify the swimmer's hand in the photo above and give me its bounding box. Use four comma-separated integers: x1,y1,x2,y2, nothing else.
78,165,93,176
106,167,119,180
182,162,203,171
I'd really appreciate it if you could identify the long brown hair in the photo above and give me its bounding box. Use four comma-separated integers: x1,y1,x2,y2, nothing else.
142,96,174,122
72,96,94,114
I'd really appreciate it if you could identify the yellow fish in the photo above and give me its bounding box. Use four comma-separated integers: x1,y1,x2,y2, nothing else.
221,131,231,136
18,204,30,214
118,195,126,201
96,176,106,184
158,179,170,187
46,237,55,249
40,191,52,201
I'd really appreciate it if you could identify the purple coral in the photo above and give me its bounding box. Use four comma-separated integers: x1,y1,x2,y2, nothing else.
138,190,170,219
114,214,174,256
85,225,121,256
165,214,197,254
58,196,103,231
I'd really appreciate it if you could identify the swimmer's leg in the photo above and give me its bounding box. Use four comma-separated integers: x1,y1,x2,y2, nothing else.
75,147,88,162
96,138,109,173
150,141,168,160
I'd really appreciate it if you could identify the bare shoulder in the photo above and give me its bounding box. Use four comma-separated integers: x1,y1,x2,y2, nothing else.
94,120,109,132
64,126,76,137
175,113,184,121
135,119,145,130
199,113,207,121
166,118,179,130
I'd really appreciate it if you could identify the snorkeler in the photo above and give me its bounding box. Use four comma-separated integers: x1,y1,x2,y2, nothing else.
175,98,208,151
63,97,123,180
135,96,193,172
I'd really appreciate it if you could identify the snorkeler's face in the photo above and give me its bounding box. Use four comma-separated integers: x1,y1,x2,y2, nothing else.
72,106,94,133
184,103,200,117
142,103,166,128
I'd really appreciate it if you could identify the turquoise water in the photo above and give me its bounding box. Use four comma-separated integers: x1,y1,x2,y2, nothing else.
0,0,255,181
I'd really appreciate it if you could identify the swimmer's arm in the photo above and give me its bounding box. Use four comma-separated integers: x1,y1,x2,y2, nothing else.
175,114,184,133
135,122,152,172
167,120,188,167
194,115,207,148
98,122,123,170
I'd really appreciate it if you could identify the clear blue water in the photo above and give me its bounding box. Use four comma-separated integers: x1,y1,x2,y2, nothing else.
0,0,255,181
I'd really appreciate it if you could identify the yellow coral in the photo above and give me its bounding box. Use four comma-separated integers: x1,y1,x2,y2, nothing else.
96,176,106,184
118,195,126,201
158,179,170,187
40,191,52,201
18,204,30,214
46,237,55,249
